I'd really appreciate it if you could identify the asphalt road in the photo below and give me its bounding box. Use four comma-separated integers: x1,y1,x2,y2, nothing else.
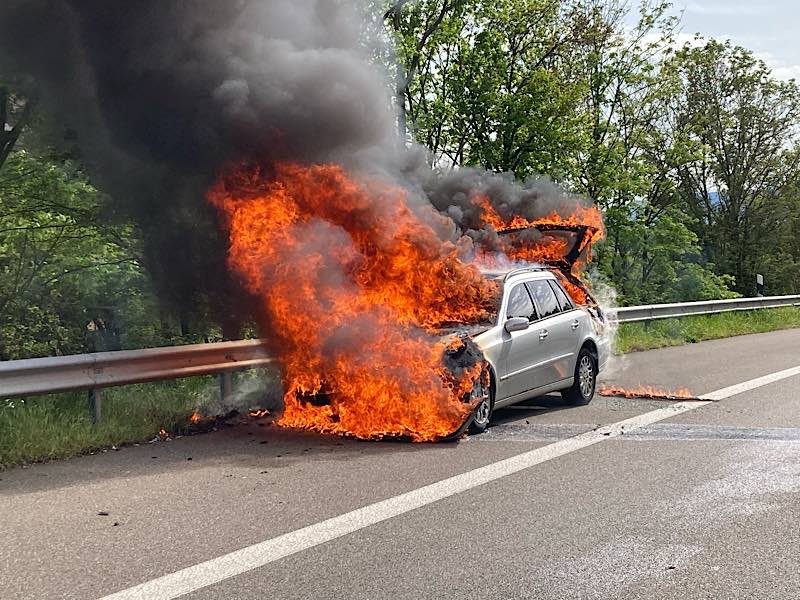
2,328,800,600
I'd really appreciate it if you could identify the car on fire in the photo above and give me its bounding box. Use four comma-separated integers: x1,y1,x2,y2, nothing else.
443,223,611,436
297,221,609,441
458,265,610,435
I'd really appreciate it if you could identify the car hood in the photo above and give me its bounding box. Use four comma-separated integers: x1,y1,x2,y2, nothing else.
434,322,494,340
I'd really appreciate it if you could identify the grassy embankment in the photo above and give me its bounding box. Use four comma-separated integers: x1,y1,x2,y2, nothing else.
0,370,278,468
615,306,800,353
2,307,799,468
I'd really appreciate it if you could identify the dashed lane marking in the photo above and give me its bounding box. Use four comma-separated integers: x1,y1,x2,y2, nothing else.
700,365,800,401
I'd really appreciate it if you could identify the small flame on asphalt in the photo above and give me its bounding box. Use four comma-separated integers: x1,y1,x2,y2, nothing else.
599,385,701,401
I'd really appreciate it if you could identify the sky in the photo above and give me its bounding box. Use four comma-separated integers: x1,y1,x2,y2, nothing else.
676,1,800,80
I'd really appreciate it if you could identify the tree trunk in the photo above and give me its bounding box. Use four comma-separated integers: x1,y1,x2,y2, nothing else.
0,88,32,170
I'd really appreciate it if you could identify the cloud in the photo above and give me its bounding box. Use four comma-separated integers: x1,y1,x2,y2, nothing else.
753,51,800,82
683,2,776,16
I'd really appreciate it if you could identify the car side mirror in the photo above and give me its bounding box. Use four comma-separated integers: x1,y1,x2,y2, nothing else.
505,316,530,333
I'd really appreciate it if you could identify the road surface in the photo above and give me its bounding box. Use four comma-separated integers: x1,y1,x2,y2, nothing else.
2,328,800,599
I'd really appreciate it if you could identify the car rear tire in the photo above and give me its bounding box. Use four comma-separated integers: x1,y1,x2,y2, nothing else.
468,372,494,435
562,347,596,405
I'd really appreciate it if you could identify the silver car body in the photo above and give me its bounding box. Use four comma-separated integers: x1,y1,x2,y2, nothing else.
472,267,610,408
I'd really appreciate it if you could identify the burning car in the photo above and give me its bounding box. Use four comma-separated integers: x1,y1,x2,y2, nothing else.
210,162,607,442
453,264,610,435
443,223,611,435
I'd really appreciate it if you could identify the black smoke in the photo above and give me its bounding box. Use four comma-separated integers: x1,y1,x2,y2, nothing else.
0,1,395,170
0,0,399,332
0,0,598,332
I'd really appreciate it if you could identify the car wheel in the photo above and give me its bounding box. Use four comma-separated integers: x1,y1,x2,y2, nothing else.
562,347,596,405
468,371,494,434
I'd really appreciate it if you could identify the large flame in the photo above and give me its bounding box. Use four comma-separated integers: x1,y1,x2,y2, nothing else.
209,162,605,441
473,194,604,234
209,162,497,441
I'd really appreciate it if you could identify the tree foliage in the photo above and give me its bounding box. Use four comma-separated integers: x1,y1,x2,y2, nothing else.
0,150,224,359
669,40,800,294
387,0,800,302
0,152,134,358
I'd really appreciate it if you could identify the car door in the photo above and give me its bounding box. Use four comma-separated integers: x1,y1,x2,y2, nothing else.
497,282,542,399
525,279,577,386
549,278,586,373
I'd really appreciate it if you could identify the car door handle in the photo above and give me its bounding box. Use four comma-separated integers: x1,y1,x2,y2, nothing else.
571,320,580,330
539,329,549,340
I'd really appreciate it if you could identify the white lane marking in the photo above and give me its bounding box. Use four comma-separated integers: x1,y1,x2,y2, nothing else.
700,365,800,401
98,366,798,600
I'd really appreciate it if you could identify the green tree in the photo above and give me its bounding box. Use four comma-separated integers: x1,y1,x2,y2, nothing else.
388,0,586,175
670,40,800,294
385,0,742,304
751,175,800,294
0,151,138,358
590,36,738,304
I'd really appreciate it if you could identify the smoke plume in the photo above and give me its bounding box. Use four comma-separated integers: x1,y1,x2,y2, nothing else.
0,0,611,438
0,0,403,324
0,1,599,297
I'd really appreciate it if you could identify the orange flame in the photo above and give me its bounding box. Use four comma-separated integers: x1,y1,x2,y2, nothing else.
555,272,591,306
472,194,604,234
209,162,497,441
599,386,697,400
472,194,604,305
189,411,203,424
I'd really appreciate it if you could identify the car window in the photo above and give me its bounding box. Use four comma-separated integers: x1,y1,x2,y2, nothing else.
549,280,574,312
506,283,537,321
526,280,560,319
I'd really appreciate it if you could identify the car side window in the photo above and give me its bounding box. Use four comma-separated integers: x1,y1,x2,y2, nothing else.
549,280,574,312
506,283,538,321
526,280,560,319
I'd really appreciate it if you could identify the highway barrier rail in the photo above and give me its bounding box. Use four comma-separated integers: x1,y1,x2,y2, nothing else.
0,339,274,422
1,294,799,420
612,294,800,323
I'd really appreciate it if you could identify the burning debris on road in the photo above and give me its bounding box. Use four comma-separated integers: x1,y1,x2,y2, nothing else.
599,386,703,402
1,1,606,441
155,409,277,442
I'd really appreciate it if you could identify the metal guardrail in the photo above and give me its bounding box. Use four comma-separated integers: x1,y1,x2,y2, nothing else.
0,339,274,421
1,294,799,421
611,294,800,323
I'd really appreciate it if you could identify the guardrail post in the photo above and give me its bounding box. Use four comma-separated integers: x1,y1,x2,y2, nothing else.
88,388,101,424
219,372,233,406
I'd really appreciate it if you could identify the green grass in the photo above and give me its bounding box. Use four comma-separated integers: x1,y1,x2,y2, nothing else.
1,369,282,468
616,306,800,353
0,378,221,468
